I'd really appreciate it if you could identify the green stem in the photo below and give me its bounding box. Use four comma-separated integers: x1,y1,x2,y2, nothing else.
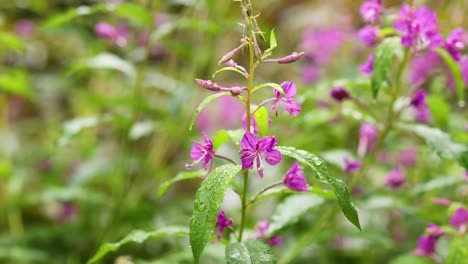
246,181,283,208
238,170,249,241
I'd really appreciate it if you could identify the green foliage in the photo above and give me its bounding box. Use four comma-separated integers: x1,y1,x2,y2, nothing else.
88,226,189,264
446,237,468,264
158,170,204,197
253,106,269,137
190,164,242,264
0,69,32,98
389,254,437,264
371,37,403,98
276,146,361,230
189,92,233,131
435,48,465,104
226,239,277,264
262,30,277,60
115,3,153,27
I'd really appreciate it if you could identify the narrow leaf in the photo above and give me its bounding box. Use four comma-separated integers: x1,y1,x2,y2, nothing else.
277,146,361,230
68,53,136,81
267,193,324,236
435,48,465,104
262,30,277,59
115,3,153,27
398,124,468,170
212,130,231,150
158,170,204,197
87,226,189,264
212,67,249,79
41,4,108,28
251,82,284,95
389,254,437,264
190,164,242,263
189,92,232,131
253,106,269,137
226,239,277,264
371,37,403,98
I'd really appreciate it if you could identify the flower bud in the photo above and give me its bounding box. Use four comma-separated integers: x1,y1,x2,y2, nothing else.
218,43,246,65
230,86,245,95
195,79,221,91
277,52,305,64
330,86,351,102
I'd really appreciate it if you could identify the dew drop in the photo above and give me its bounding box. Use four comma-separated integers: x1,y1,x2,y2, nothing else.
195,201,206,211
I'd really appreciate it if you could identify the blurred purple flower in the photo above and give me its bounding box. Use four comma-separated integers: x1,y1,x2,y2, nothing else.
302,64,320,84
360,0,382,23
185,132,215,178
242,111,272,135
461,58,468,87
394,4,443,49
414,235,437,256
358,122,378,157
398,148,418,167
271,81,301,116
252,221,283,247
330,86,351,102
358,26,380,46
283,162,309,192
360,54,374,76
239,132,281,178
385,167,406,189
57,201,77,221
214,211,232,243
449,207,468,231
14,19,35,37
344,158,362,174
411,89,431,123
95,22,117,39
409,51,440,86
267,236,283,246
445,28,465,61
426,223,444,238
301,27,346,65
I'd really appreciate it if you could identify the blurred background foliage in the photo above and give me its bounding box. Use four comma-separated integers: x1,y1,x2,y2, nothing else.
0,0,467,263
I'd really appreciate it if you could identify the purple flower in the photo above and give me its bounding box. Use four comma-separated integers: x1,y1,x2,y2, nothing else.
283,162,309,192
14,19,35,37
426,223,444,238
360,54,374,76
411,89,431,123
398,148,418,167
344,158,362,174
301,27,346,65
411,89,428,108
185,132,215,178
95,22,117,39
449,207,468,231
242,111,272,135
302,64,320,84
271,81,301,116
330,86,351,102
267,236,283,246
57,201,77,221
394,4,443,49
360,0,382,23
358,122,378,157
445,28,465,61
239,132,282,178
409,51,441,86
462,58,468,87
214,211,232,243
358,26,380,46
414,235,437,256
385,167,406,189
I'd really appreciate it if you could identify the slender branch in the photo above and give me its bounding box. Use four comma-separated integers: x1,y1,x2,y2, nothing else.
238,170,249,241
214,154,237,165
251,98,276,116
246,181,283,208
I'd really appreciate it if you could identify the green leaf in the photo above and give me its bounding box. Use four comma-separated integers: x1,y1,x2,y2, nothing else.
435,48,465,105
190,164,242,264
446,237,468,264
87,226,189,264
276,146,361,230
253,106,269,137
371,37,403,98
158,170,204,197
115,3,153,27
251,82,285,95
0,69,32,98
398,124,468,170
426,96,450,128
212,67,249,79
410,175,463,195
41,4,109,28
68,53,136,81
225,239,277,264
213,130,231,150
0,32,23,53
262,30,277,60
267,193,324,236
389,254,437,264
59,115,112,146
189,92,232,131
225,129,244,146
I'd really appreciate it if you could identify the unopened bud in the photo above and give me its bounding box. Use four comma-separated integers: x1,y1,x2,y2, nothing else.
277,52,305,64
230,86,245,95
195,79,221,91
218,43,246,65
225,59,248,75
254,43,262,60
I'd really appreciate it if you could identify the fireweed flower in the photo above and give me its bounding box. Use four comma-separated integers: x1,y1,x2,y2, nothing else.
426,223,444,238
414,224,443,257
358,26,380,46
253,221,283,247
283,162,309,192
360,54,374,76
449,207,468,232
302,64,320,84
357,122,378,157
394,4,443,49
410,89,431,123
360,0,382,23
385,167,406,189
344,158,362,174
14,19,35,37
330,86,351,102
271,81,301,116
409,51,441,86
444,28,465,61
239,132,281,178
95,22,116,39
241,111,271,135
214,211,232,243
398,148,418,167
185,132,215,178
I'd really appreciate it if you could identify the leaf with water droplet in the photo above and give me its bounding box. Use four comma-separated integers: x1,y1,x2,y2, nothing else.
277,146,361,230
190,164,242,264
158,170,204,197
226,239,277,264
